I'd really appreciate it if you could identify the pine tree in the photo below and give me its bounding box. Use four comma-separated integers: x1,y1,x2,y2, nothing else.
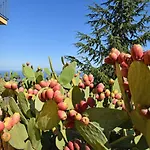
65,0,150,82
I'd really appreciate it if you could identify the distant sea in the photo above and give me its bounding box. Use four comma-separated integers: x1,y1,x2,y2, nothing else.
0,70,61,79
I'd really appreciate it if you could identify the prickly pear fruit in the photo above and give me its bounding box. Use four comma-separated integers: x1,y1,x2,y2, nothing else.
57,102,68,111
87,97,95,108
4,82,11,89
131,44,143,60
46,88,54,100
12,112,20,125
81,117,89,125
1,132,11,142
0,121,5,132
58,110,67,120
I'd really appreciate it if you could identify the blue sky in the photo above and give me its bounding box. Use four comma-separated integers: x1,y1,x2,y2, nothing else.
0,0,150,71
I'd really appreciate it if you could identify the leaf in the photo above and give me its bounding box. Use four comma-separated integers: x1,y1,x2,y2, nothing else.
22,65,35,81
70,86,85,107
8,123,28,149
75,121,108,150
128,61,150,106
9,97,28,125
36,100,60,130
83,108,129,135
58,61,77,86
27,118,42,149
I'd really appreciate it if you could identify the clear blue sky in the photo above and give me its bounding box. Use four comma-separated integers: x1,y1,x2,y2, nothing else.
0,0,150,71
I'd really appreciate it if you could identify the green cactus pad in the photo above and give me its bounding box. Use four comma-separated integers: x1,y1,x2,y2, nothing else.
72,74,80,86
70,86,85,107
112,79,121,93
83,108,129,134
0,79,5,95
22,65,35,81
64,97,74,110
35,93,44,112
75,121,109,150
8,123,28,149
17,92,32,118
27,118,42,149
128,61,150,106
35,71,43,83
36,100,60,130
58,61,77,86
84,86,90,99
24,140,34,150
44,68,51,76
9,97,28,125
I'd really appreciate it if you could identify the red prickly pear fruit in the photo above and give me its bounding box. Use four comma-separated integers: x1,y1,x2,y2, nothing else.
89,83,94,88
105,89,110,97
84,80,91,86
131,44,143,60
123,81,129,91
78,82,85,89
53,84,61,91
57,102,68,110
75,104,81,112
95,94,99,100
109,52,118,61
12,112,20,125
33,89,38,95
34,84,41,91
54,90,61,97
104,56,115,65
41,90,47,100
143,50,150,65
1,132,11,142
99,92,105,100
68,141,74,150
112,99,118,105
81,117,89,125
97,83,104,89
28,88,34,94
46,88,54,100
120,61,128,68
39,80,47,88
83,74,89,82
111,48,120,56
11,83,18,90
74,74,78,77
116,100,123,107
4,82,11,89
113,89,118,94
109,79,114,85
18,87,24,92
69,110,77,118
87,97,96,108
49,79,57,88
4,117,13,130
79,100,88,112
121,67,128,78
73,140,81,150
26,62,30,66
54,94,64,103
85,145,91,150
88,74,94,83
57,110,67,120
0,121,5,132
97,87,104,93
115,93,122,99
75,113,82,121
65,120,75,129
118,52,126,63
64,146,70,150
140,108,148,116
